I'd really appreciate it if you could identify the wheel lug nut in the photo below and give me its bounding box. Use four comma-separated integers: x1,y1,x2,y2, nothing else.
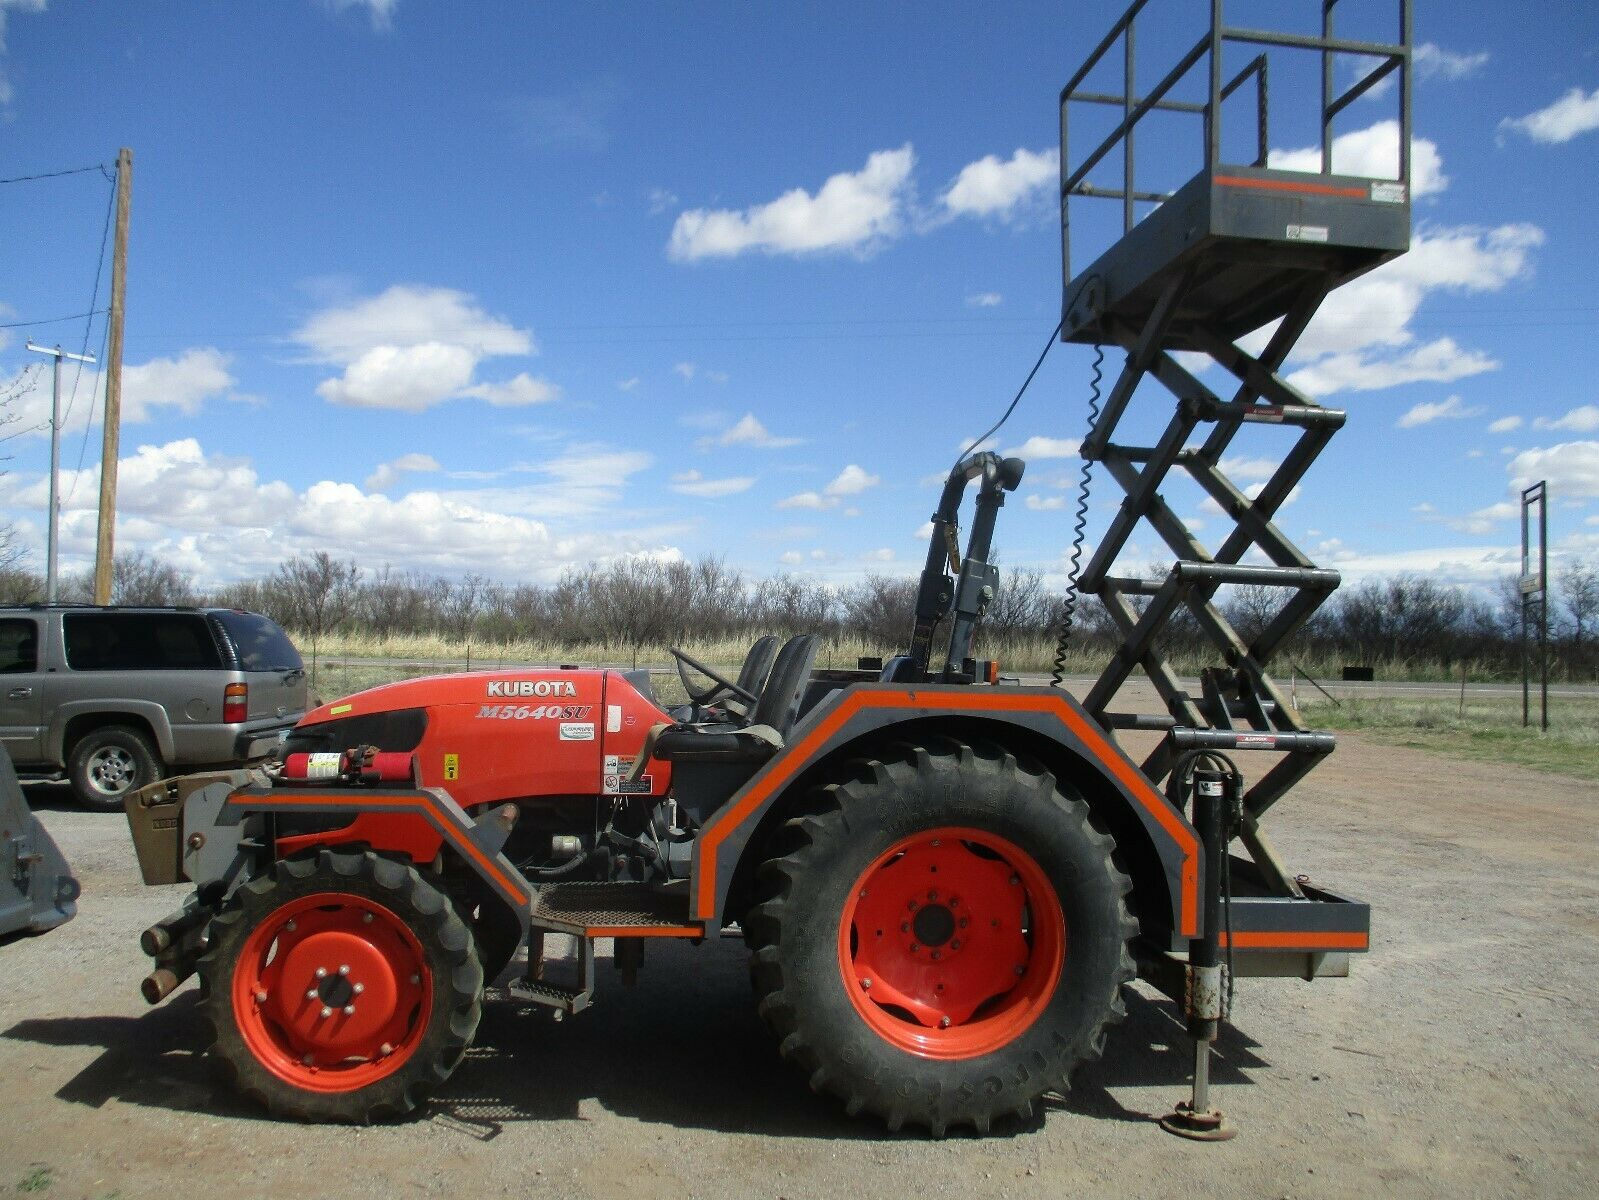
315,967,328,979
910,943,919,952
254,990,268,1003
931,950,942,960
931,839,941,847
380,1042,394,1056
1015,965,1026,976
940,1017,951,1029
343,1005,356,1016
305,989,317,1000
285,920,297,932
339,965,350,976
302,1053,314,1066
861,979,872,990
951,940,961,950
362,912,374,924
353,983,365,994
1009,875,1020,886
959,918,968,928
410,974,421,985
906,900,917,911
927,890,938,901
319,1006,332,1018
900,922,910,933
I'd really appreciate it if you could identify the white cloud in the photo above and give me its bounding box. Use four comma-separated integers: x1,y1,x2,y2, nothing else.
940,147,1057,221
365,452,440,492
861,548,896,563
825,464,879,496
776,491,828,511
1533,405,1599,433
618,376,640,392
295,285,535,413
778,550,803,565
1501,87,1599,145
1325,544,1520,585
670,469,755,498
0,0,46,106
673,362,696,381
460,372,559,407
668,146,915,260
326,0,397,31
776,465,878,512
5,347,243,435
966,292,1003,308
119,347,237,422
647,187,678,215
1025,494,1067,511
1005,435,1080,460
1489,415,1523,433
1414,44,1489,81
1269,120,1447,197
1261,223,1543,368
710,412,803,450
1508,441,1599,497
1397,394,1483,428
0,436,676,584
1289,338,1497,397
1219,456,1279,482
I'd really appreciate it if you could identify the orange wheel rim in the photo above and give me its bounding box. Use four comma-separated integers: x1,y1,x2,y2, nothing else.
837,826,1066,1060
231,892,433,1094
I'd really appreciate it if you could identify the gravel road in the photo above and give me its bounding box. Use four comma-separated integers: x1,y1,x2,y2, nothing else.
2,733,1596,1200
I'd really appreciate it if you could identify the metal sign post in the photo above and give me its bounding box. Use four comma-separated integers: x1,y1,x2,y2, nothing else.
1520,482,1548,731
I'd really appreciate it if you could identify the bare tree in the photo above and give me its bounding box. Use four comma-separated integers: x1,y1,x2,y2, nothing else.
273,552,361,687
1558,556,1599,679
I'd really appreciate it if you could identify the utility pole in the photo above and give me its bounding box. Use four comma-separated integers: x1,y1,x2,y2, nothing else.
24,342,97,603
94,147,132,605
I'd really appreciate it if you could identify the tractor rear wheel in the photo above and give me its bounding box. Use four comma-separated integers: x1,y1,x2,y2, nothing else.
197,849,483,1122
745,737,1135,1135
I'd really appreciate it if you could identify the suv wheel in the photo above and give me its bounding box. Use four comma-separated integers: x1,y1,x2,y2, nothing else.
68,726,163,812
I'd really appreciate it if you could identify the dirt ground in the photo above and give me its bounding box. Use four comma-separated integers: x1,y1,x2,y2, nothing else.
2,731,1596,1200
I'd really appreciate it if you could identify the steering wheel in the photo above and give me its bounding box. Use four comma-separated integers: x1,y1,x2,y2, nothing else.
670,647,759,709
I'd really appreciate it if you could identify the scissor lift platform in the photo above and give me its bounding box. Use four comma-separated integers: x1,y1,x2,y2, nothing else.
1064,163,1411,348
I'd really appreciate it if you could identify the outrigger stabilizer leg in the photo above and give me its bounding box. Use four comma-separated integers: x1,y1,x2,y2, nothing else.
1161,763,1239,1142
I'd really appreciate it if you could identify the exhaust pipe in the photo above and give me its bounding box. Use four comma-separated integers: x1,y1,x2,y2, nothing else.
138,923,209,1005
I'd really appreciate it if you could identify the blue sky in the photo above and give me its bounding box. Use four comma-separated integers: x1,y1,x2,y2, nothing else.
1,0,1596,592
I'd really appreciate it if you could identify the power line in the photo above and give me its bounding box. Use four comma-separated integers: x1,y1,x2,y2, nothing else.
0,163,111,185
0,309,107,330
61,162,118,432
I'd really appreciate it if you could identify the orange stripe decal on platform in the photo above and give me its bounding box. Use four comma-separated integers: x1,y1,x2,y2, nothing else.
1213,174,1368,199
693,689,1200,936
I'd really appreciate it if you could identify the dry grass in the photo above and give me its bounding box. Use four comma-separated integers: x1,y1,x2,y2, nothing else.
1299,692,1599,780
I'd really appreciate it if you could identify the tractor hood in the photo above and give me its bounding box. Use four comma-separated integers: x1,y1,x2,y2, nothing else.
289,667,671,808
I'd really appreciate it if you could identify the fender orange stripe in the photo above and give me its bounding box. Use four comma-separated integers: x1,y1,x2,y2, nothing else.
1213,174,1369,199
693,689,1199,936
1219,930,1368,950
232,791,525,903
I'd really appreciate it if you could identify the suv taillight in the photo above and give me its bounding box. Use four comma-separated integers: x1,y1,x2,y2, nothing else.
223,682,248,723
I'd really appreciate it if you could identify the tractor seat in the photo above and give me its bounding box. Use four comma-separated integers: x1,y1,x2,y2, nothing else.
633,634,819,771
667,633,781,723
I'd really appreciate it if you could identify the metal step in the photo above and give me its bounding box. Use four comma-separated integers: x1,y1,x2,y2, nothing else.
529,881,695,934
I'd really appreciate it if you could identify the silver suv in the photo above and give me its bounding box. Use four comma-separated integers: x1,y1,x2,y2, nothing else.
0,606,308,810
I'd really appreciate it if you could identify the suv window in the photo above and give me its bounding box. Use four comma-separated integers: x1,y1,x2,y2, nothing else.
211,610,304,671
0,618,37,673
63,612,223,671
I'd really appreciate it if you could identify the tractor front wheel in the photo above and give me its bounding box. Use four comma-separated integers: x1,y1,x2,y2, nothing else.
745,737,1135,1135
197,849,483,1122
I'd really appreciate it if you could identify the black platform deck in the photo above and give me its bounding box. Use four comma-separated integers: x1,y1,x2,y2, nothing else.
1064,164,1411,348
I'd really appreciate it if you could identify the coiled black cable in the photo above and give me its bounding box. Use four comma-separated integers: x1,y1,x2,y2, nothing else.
1050,342,1104,688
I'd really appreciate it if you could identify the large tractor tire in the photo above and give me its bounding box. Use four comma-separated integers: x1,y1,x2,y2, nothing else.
196,849,483,1123
745,737,1135,1135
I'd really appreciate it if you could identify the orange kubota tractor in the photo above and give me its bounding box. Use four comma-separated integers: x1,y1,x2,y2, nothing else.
123,1,1406,1137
